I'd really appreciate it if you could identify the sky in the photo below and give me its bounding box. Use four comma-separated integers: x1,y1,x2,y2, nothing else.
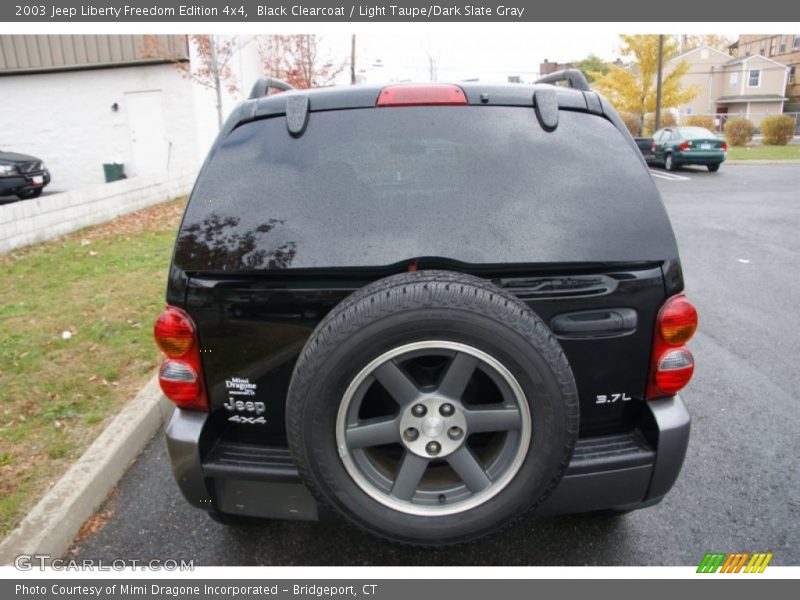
321,32,739,85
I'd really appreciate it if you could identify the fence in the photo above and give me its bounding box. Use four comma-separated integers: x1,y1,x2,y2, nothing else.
0,169,197,254
674,112,800,135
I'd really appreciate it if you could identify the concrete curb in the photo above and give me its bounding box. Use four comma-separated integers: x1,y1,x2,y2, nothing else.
726,159,800,164
0,376,172,565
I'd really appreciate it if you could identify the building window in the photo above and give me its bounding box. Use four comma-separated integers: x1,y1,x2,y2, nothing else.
748,69,761,87
794,35,800,50
745,43,751,56
780,35,788,54
790,66,797,85
730,72,738,85
760,40,766,55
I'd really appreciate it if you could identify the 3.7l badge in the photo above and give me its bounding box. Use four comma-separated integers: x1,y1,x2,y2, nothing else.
595,392,632,404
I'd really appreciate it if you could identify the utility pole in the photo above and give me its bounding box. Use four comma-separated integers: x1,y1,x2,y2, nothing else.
427,53,439,82
655,34,664,132
350,34,356,84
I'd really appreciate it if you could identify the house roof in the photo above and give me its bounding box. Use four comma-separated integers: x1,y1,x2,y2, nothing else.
715,94,788,103
667,45,731,63
725,54,790,69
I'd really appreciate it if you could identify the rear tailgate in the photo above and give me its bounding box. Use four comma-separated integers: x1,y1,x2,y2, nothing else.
185,262,666,439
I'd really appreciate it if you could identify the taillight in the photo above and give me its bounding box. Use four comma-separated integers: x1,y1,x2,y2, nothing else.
154,306,208,411
154,306,194,357
721,142,728,152
658,294,698,344
646,293,698,399
651,142,656,152
654,348,695,395
159,361,200,403
678,141,690,151
376,84,467,107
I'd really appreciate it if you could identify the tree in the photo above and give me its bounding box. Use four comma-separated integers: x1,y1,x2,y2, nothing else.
590,35,698,136
142,34,241,129
675,35,733,53
572,54,609,83
258,35,345,89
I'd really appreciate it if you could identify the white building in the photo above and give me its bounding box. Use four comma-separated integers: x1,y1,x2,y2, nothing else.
0,35,263,192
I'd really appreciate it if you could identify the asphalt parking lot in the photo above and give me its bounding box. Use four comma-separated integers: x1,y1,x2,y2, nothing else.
69,163,800,566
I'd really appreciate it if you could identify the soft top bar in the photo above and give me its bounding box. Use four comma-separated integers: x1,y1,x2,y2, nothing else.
535,69,591,92
249,77,294,99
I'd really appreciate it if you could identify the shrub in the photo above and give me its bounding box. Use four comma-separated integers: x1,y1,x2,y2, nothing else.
643,111,676,136
724,117,755,146
759,115,795,145
620,112,641,137
684,115,716,130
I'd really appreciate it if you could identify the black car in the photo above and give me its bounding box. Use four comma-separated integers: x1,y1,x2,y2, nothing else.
154,71,696,546
0,151,51,200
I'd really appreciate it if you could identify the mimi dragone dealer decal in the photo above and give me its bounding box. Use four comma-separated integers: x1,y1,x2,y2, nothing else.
223,376,266,424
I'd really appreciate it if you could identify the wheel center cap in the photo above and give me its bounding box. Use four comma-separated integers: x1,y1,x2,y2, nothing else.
421,416,445,438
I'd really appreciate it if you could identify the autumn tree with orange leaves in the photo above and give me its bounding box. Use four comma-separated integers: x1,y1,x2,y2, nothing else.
258,35,345,89
141,34,242,128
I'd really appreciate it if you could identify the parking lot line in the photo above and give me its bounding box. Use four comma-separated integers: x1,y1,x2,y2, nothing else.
649,169,691,181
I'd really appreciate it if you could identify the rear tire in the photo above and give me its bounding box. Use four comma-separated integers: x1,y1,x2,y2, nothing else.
707,164,720,172
286,270,579,545
665,154,677,171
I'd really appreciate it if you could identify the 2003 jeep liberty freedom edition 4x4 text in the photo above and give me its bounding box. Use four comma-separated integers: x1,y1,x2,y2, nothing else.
154,71,697,546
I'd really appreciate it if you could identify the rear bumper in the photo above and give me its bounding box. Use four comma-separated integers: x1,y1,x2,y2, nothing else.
166,395,690,520
539,395,690,514
672,151,726,166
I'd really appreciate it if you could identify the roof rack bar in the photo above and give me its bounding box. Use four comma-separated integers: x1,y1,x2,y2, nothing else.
535,69,591,92
249,77,294,99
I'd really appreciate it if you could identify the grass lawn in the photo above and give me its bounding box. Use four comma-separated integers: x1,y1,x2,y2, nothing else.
0,197,186,536
727,145,800,160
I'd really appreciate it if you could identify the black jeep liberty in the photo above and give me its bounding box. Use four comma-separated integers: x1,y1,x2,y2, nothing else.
155,71,697,546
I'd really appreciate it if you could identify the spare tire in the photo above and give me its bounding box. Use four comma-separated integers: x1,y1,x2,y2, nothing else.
286,270,578,545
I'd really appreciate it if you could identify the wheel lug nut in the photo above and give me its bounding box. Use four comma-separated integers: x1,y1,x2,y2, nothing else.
439,403,455,416
448,426,463,440
403,427,419,442
411,404,427,417
425,441,441,455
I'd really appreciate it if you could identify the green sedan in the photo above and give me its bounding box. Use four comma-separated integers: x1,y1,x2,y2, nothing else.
650,126,727,172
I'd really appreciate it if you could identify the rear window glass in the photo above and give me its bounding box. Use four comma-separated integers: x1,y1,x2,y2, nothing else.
179,106,676,270
232,107,572,202
677,127,718,139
